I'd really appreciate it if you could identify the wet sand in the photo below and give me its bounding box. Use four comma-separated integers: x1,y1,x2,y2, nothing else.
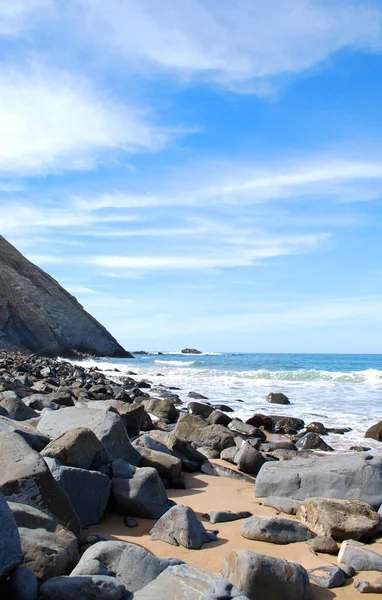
89,463,382,599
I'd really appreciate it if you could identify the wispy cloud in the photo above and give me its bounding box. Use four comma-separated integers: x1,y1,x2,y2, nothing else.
0,0,54,37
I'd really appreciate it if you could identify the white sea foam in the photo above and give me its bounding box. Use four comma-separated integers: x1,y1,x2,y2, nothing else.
154,360,195,366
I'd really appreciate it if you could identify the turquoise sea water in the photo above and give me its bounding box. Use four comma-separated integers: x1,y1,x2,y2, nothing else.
76,352,382,453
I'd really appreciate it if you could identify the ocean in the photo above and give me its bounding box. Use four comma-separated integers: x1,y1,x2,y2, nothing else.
75,352,382,454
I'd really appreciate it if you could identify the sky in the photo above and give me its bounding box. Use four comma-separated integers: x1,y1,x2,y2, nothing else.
1,0,382,353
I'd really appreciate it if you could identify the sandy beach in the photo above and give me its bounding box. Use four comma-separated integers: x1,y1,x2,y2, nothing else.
89,461,382,599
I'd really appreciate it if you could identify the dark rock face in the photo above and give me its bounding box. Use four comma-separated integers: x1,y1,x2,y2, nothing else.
0,492,22,581
181,348,202,354
0,235,132,357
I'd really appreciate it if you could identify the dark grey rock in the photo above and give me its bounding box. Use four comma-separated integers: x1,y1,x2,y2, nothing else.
220,446,239,463
262,496,301,515
306,421,328,435
235,443,266,476
201,461,256,483
308,565,345,589
174,414,235,451
3,566,38,600
150,505,218,548
0,492,22,580
40,575,125,599
266,392,290,405
213,404,234,413
0,392,38,421
306,536,339,554
140,397,178,422
354,579,382,593
203,510,252,524
296,432,334,452
41,427,105,470
138,447,182,480
240,515,313,544
338,540,382,571
188,401,213,417
228,420,266,440
111,466,172,518
124,516,138,527
207,409,232,427
0,415,50,451
188,392,208,400
365,420,382,442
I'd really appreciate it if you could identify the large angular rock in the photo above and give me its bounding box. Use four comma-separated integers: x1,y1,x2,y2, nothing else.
338,540,382,571
71,540,182,593
308,565,345,589
222,550,311,600
37,407,140,465
0,432,80,537
296,432,334,452
40,575,125,599
45,458,111,527
0,415,50,451
150,505,217,549
188,401,214,418
255,453,382,508
41,427,105,470
240,515,312,544
174,414,235,451
0,393,38,421
111,467,172,518
2,565,38,600
0,492,22,580
86,401,147,438
132,564,248,600
306,536,339,554
235,443,266,476
138,447,182,481
228,420,266,440
140,397,178,422
207,410,232,427
297,497,380,541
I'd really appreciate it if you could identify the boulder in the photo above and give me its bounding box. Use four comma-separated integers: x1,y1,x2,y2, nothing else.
132,434,173,456
111,466,172,519
174,414,235,451
71,540,182,593
274,417,305,434
213,404,234,413
338,540,382,571
0,432,80,536
0,492,22,580
297,497,380,541
132,563,247,600
228,420,266,440
308,565,345,589
188,391,208,399
138,447,182,480
207,409,232,427
266,392,290,405
263,441,297,451
220,446,238,463
150,505,217,549
203,510,252,524
86,401,147,438
240,515,312,544
246,414,273,431
296,432,334,452
354,579,382,593
235,443,266,476
139,398,178,422
222,550,311,600
365,420,382,441
188,401,213,418
45,458,111,527
306,422,328,435
2,565,38,600
39,575,125,599
41,427,105,470
0,415,50,451
255,453,382,508
262,496,301,515
0,393,38,421
37,407,140,465
306,536,339,554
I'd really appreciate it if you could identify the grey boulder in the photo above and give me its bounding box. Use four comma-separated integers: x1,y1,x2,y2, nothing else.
0,492,22,580
240,515,312,544
306,536,338,554
203,510,252,524
338,539,382,571
40,575,125,599
296,432,334,452
41,427,105,470
266,392,290,405
0,415,50,451
138,447,182,480
262,496,301,515
150,504,218,549
234,443,266,476
0,392,38,421
2,566,38,600
354,579,382,593
308,565,345,589
111,466,172,518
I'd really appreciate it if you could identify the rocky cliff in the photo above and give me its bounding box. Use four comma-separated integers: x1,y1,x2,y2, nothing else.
0,236,132,357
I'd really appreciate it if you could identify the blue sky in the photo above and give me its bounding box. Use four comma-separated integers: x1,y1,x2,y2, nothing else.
1,0,382,353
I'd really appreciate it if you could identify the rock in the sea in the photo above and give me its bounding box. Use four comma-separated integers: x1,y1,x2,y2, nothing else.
296,432,334,451
306,536,338,554
150,505,218,549
308,565,345,589
240,515,312,544
246,414,274,431
297,497,380,541
207,409,232,427
203,510,252,524
0,432,80,536
234,443,266,476
306,421,328,435
354,579,382,593
255,453,382,508
132,563,247,600
365,420,382,441
111,466,172,519
37,406,140,465
0,492,22,580
181,348,202,354
262,496,301,515
41,427,106,470
338,540,382,571
71,540,182,593
40,575,125,599
44,458,111,527
266,392,290,405
222,550,311,600
274,417,305,433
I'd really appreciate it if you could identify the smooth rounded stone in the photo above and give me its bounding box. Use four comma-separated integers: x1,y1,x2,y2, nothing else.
267,392,290,405
255,453,382,507
308,565,345,589
296,432,334,451
139,397,178,422
132,563,247,600
188,401,213,418
197,446,220,459
207,409,232,427
365,420,382,441
0,492,22,580
222,550,311,600
41,427,105,470
71,540,182,593
132,434,173,456
213,404,234,413
354,579,382,593
37,407,141,465
235,443,266,476
306,421,328,435
264,441,297,451
150,504,218,549
138,447,182,480
45,458,111,527
274,417,305,434
228,420,266,441
246,414,274,431
220,446,239,464
297,497,380,541
123,516,138,527
24,394,59,410
306,536,339,554
111,466,172,518
3,565,38,600
262,496,301,515
0,432,80,537
0,415,50,451
240,515,313,544
338,540,382,571
174,414,235,452
40,575,125,599
203,510,252,524
0,393,38,421
188,392,208,400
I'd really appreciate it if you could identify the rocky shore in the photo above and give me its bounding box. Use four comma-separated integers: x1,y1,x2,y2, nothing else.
1,352,382,599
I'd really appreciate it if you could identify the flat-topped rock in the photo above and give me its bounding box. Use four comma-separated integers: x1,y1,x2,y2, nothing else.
240,515,313,544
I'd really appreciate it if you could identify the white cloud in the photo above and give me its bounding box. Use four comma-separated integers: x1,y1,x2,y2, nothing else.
0,63,178,177
0,0,54,37
74,0,382,90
